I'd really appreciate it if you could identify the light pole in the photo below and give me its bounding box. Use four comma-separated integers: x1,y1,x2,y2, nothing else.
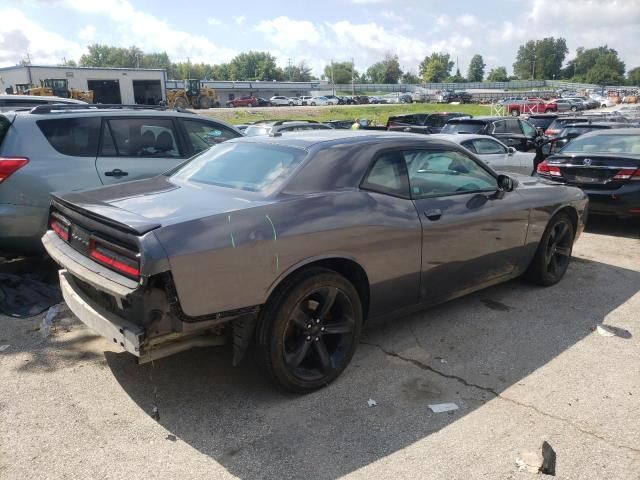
351,58,355,96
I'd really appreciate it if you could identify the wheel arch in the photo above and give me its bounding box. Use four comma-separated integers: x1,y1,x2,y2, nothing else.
552,205,579,238
265,255,371,321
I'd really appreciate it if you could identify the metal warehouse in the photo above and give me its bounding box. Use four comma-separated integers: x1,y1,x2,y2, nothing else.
0,65,167,104
166,80,321,102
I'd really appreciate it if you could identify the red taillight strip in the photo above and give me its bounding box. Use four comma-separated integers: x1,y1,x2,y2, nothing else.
89,249,140,278
537,161,562,177
0,157,29,183
612,168,638,181
51,221,69,241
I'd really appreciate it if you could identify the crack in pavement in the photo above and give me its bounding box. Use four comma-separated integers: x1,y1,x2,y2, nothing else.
360,340,640,456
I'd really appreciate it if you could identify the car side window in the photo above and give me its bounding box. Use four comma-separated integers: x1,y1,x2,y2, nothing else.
461,140,477,153
104,118,182,158
519,120,537,137
37,117,101,157
181,119,239,154
472,138,507,154
504,119,522,134
491,120,506,133
361,151,410,198
405,149,497,198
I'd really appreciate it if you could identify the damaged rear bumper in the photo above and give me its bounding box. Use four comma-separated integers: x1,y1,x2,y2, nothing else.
59,269,144,355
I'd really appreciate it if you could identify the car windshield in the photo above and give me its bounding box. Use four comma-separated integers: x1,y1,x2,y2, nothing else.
441,122,484,134
172,142,307,192
244,126,272,137
560,134,640,155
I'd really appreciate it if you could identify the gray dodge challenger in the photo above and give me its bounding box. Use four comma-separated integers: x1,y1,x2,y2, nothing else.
42,131,588,392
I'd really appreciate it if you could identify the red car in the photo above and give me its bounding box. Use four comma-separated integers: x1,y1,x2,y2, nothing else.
226,96,258,108
506,98,557,116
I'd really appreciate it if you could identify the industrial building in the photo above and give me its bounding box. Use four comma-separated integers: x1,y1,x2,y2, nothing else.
165,79,323,102
0,65,167,104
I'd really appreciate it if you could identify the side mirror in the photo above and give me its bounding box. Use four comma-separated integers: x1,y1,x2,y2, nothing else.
507,147,516,155
497,174,515,192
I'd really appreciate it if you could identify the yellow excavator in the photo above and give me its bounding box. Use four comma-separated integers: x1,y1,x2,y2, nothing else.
166,79,219,109
22,78,94,103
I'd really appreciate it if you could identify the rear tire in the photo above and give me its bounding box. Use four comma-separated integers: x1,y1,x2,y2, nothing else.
525,213,575,286
255,268,363,393
199,96,210,109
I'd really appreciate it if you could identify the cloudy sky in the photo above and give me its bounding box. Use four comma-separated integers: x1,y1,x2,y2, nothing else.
1,0,639,77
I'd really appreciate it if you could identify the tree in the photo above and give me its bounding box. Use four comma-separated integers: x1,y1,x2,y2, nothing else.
284,60,313,82
563,46,625,83
466,54,485,82
419,52,454,83
513,37,567,79
366,53,403,83
628,67,640,86
228,51,283,81
445,67,466,83
401,71,421,84
324,61,357,84
487,66,508,82
586,53,626,84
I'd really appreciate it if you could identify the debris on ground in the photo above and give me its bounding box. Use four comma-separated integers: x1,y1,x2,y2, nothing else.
595,324,632,339
596,325,616,337
0,344,9,352
40,303,71,338
166,434,177,442
428,402,459,413
151,405,160,421
367,399,377,407
0,272,62,318
516,441,556,476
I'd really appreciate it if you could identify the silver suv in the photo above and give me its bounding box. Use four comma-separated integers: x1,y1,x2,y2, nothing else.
0,105,241,253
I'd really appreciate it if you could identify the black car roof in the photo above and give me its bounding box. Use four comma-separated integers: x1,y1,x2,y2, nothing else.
447,116,505,123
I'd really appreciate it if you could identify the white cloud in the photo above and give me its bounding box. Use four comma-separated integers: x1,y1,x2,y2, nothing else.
60,0,237,63
78,24,96,42
234,15,246,25
0,7,84,66
207,17,223,26
255,17,321,48
458,14,477,27
380,10,405,22
352,0,389,3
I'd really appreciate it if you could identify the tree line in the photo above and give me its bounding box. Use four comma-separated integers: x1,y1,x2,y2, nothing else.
71,41,639,86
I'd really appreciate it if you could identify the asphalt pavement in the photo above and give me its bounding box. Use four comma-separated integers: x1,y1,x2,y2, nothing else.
0,216,638,479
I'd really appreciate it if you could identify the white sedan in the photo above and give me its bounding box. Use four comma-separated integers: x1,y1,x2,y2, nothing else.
269,96,296,106
307,96,330,106
430,134,535,175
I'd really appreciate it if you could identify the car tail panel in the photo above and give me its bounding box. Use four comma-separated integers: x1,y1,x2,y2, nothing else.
538,155,640,189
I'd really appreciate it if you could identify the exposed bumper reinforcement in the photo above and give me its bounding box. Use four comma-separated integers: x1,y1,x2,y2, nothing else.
59,269,144,356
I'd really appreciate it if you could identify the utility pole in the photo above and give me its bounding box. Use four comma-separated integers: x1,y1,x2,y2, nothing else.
532,54,536,79
287,58,292,81
331,58,335,95
351,57,355,96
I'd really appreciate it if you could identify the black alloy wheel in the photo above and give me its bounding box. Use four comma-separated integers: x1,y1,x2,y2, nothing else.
544,219,573,278
525,212,575,286
256,268,362,392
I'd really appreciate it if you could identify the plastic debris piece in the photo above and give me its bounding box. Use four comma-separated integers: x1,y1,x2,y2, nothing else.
0,345,9,352
166,434,177,442
41,304,61,338
367,399,377,407
151,405,160,421
428,402,459,413
540,441,557,476
596,325,616,337
516,442,556,476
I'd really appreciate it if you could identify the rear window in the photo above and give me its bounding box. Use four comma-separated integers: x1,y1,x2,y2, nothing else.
528,117,555,129
0,116,10,147
561,134,640,154
37,117,101,156
244,126,272,137
172,142,307,192
441,121,484,134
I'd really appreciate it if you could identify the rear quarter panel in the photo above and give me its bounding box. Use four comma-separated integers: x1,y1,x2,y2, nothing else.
153,191,423,318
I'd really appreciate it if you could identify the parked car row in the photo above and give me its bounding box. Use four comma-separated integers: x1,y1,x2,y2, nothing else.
4,99,639,393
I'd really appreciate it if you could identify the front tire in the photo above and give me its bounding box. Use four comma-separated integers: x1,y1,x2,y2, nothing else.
525,213,575,286
255,268,363,393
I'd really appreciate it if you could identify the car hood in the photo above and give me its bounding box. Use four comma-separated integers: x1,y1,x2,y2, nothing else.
55,175,276,234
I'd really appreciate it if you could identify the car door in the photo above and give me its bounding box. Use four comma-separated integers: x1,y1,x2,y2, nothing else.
463,137,529,175
96,116,188,185
404,148,530,303
178,118,241,156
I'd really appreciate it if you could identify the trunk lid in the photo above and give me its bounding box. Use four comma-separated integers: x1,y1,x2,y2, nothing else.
545,154,640,189
53,174,275,234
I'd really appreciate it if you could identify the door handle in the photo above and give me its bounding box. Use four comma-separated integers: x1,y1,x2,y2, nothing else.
104,169,128,177
424,209,442,221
